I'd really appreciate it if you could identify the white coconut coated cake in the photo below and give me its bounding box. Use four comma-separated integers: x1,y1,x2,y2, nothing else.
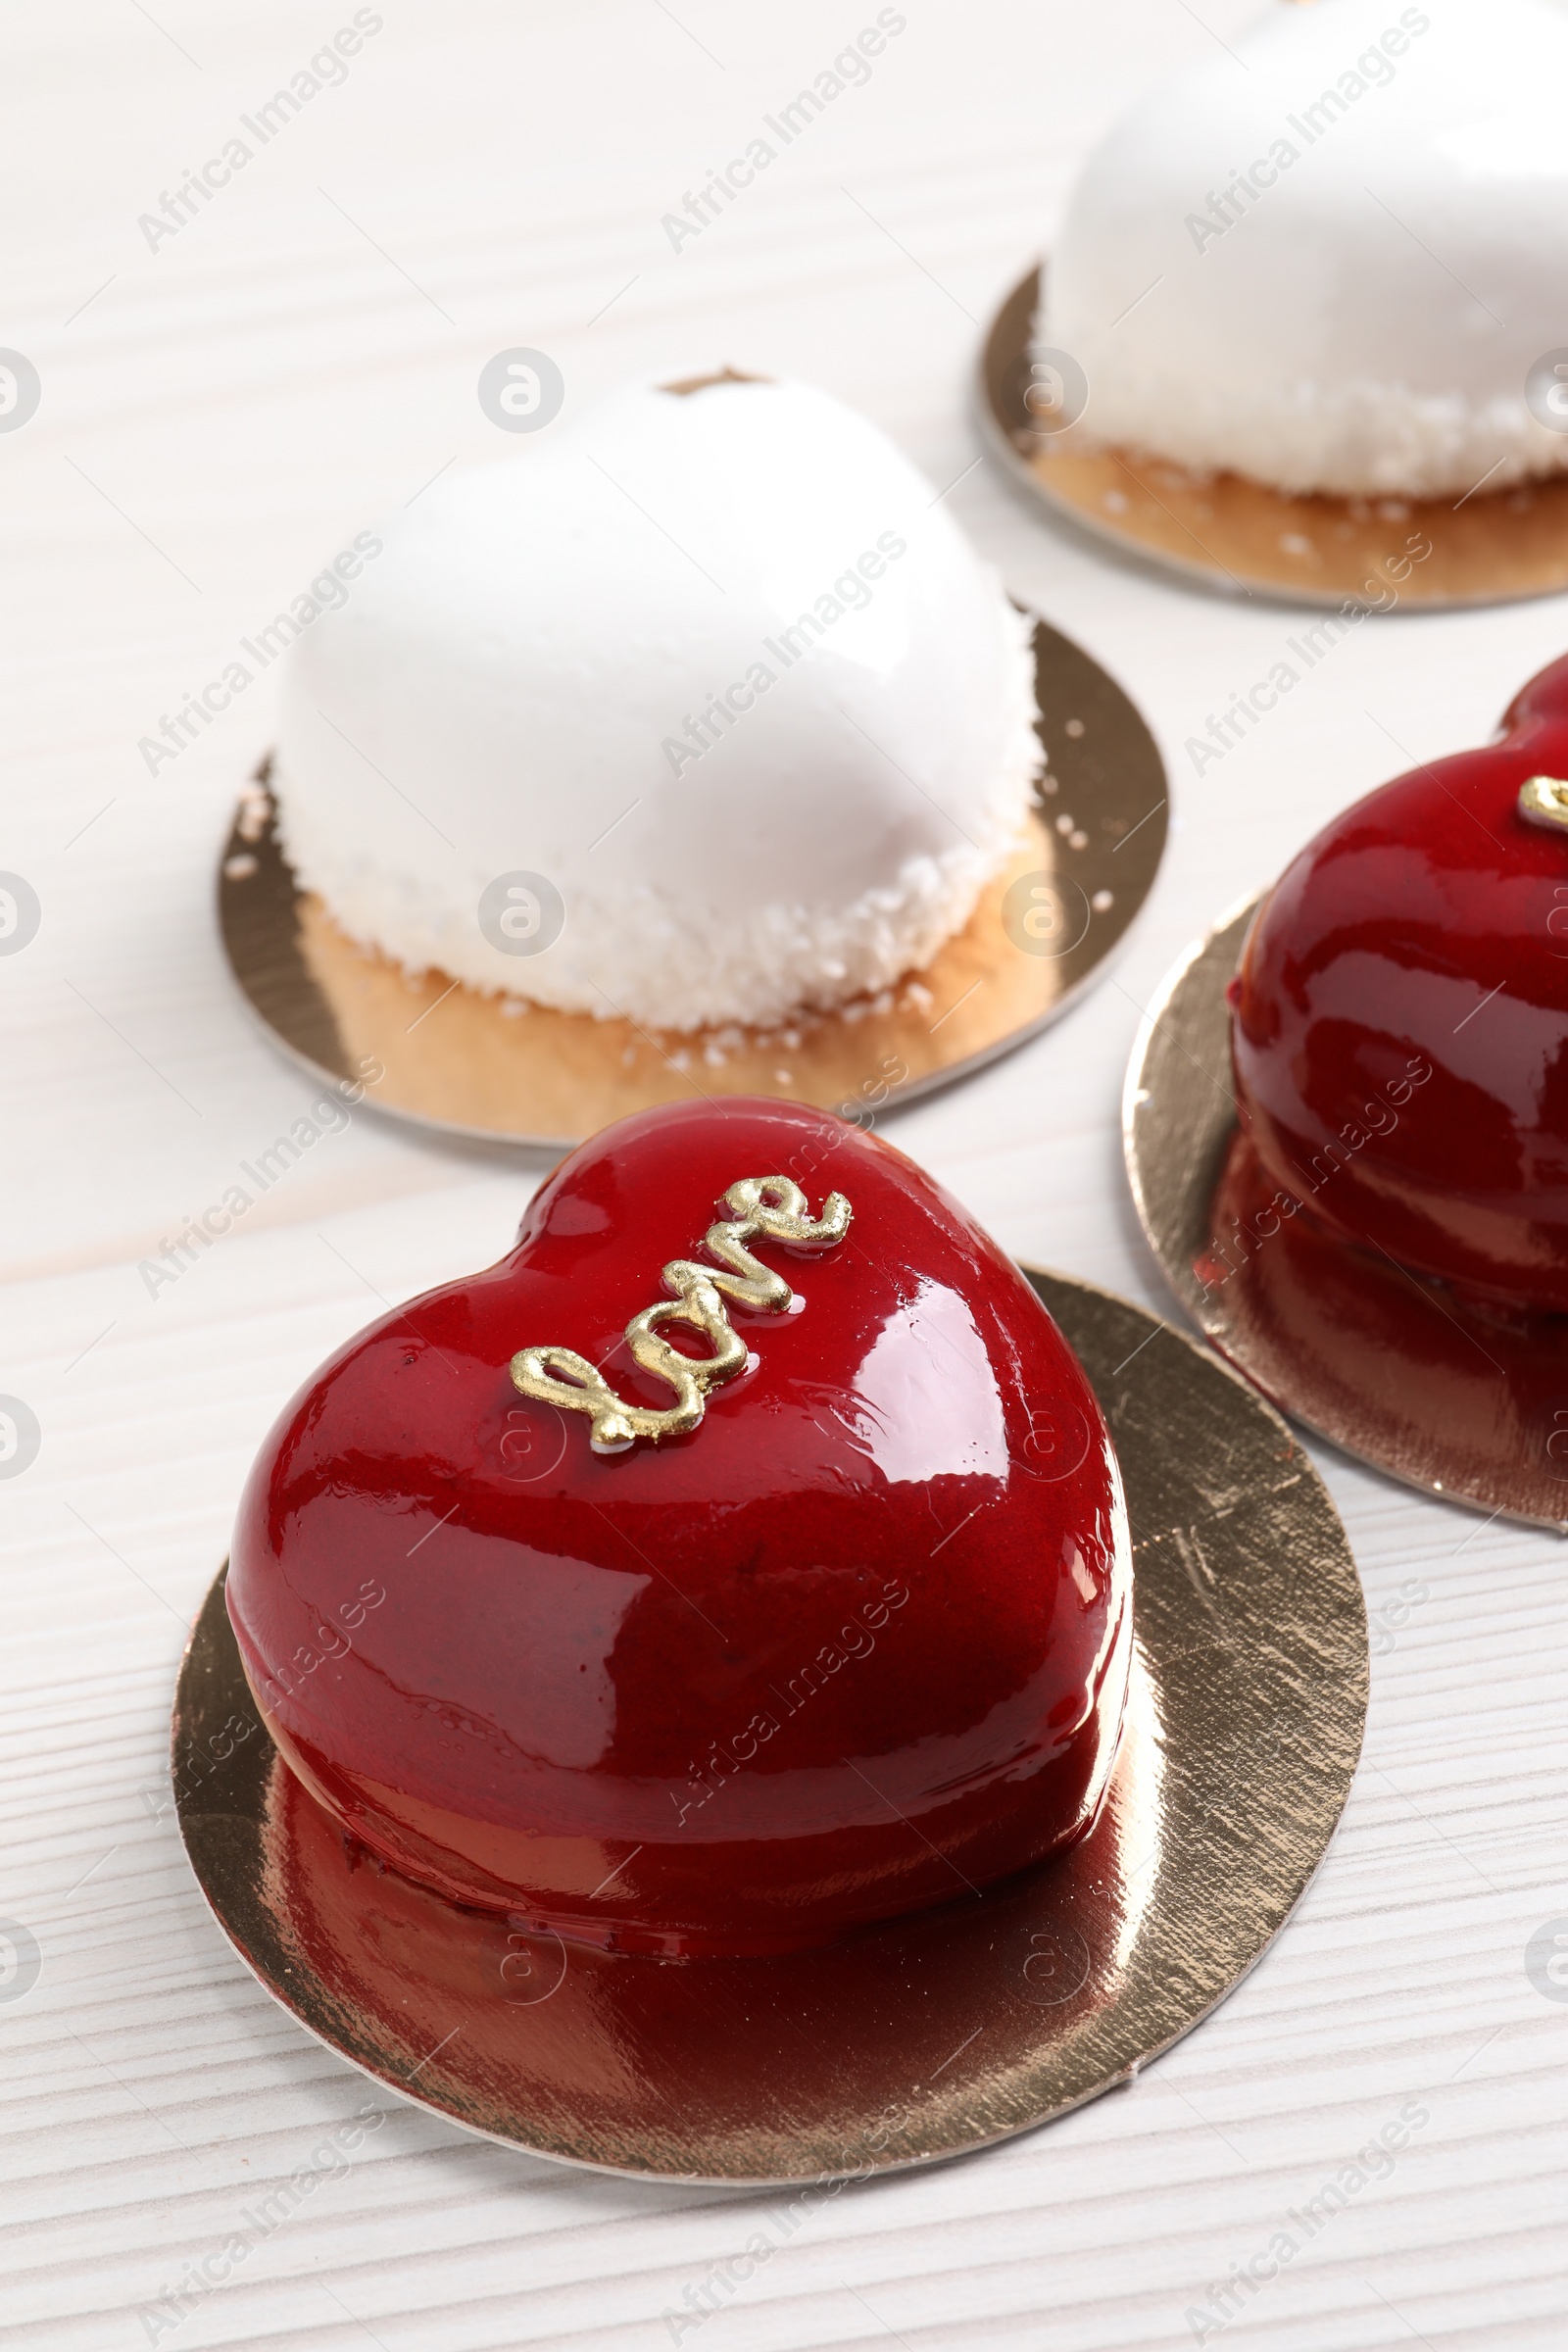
270,374,1040,1033
1041,0,1568,499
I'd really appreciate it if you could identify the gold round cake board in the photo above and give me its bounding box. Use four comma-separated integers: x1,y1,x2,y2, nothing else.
217,614,1167,1151
980,267,1568,610
1125,900,1568,1532
172,1268,1367,2185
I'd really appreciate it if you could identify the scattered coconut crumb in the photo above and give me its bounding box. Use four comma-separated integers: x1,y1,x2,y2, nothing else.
902,980,934,1012
1040,772,1059,795
1279,532,1313,558
1056,813,1074,836
703,1043,727,1067
222,853,258,880
670,1049,691,1072
235,782,270,844
1103,489,1128,514
1069,830,1089,851
621,1045,637,1067
781,1029,802,1050
773,1068,793,1085
1064,717,1085,738
1092,889,1114,912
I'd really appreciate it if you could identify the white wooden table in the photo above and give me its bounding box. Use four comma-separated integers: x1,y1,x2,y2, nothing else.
5,3,1568,2344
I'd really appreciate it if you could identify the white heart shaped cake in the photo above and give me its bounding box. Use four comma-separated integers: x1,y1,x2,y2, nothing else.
271,372,1039,1031
1042,0,1568,499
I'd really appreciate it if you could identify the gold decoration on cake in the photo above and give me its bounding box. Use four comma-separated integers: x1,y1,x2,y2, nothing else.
1518,775,1568,833
511,1176,852,1453
660,366,770,397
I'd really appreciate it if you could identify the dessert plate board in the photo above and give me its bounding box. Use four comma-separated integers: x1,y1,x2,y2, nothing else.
174,1268,1367,2185
981,267,1568,612
218,615,1166,1151
1126,898,1568,1532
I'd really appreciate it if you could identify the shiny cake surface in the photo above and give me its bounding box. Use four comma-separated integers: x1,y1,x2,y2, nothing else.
226,1097,1132,1955
1233,653,1568,1313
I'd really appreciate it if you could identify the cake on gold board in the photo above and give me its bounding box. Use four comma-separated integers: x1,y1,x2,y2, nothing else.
220,371,1167,1145
981,0,1568,606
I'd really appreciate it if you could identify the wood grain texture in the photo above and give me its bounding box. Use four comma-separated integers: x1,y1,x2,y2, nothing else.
3,2,1568,2346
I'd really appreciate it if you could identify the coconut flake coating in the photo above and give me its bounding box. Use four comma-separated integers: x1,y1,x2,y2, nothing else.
271,376,1039,1032
1043,0,1568,500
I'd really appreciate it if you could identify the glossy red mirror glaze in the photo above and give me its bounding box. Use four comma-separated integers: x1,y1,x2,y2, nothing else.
1232,653,1568,1313
226,1097,1131,1957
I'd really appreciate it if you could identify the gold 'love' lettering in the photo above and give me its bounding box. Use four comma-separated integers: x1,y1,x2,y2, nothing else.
1519,775,1568,833
509,1175,852,1453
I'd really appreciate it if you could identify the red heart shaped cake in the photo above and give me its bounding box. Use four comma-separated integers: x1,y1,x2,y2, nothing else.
1231,653,1568,1314
226,1097,1132,1957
